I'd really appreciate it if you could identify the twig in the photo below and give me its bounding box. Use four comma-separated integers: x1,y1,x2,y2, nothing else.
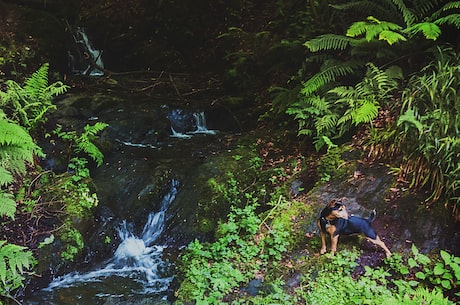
169,73,184,99
259,195,284,230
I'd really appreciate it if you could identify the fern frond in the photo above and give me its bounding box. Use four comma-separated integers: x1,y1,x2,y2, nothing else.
24,63,49,102
430,1,460,20
46,81,70,97
0,167,13,186
298,128,314,137
24,63,49,100
358,63,399,97
75,140,104,166
412,0,443,17
347,16,404,43
305,95,330,112
0,119,39,176
83,122,109,136
300,60,362,96
337,107,354,127
391,0,417,26
434,14,460,28
352,98,380,125
406,22,442,40
0,191,16,219
378,30,407,44
0,120,33,147
0,154,27,176
74,122,108,166
304,34,351,52
315,114,338,134
441,1,460,11
328,86,356,99
0,240,35,290
2,63,68,129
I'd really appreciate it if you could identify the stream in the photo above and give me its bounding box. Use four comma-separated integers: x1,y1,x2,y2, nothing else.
22,28,240,303
23,86,235,304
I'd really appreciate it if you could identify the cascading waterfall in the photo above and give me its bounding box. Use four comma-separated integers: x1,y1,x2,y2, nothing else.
169,109,216,138
31,180,179,304
191,112,214,134
68,27,104,76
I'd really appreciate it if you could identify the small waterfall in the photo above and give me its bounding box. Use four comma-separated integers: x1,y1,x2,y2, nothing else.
33,180,179,304
168,109,216,138
69,27,104,76
191,112,215,134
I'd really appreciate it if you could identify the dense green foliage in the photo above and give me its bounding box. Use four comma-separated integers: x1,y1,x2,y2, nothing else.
273,0,460,216
0,63,68,130
0,118,39,218
286,0,460,150
0,64,66,304
177,196,293,303
176,1,460,303
391,47,460,213
1,0,460,303
0,241,35,304
0,63,106,301
176,170,460,304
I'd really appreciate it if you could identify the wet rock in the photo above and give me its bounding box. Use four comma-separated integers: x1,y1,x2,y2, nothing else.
241,279,263,296
289,179,303,197
286,271,302,288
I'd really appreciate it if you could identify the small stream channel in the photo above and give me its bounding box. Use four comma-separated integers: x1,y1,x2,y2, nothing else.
23,87,236,304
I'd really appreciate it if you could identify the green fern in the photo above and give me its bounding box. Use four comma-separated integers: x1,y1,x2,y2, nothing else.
0,63,69,129
335,63,397,130
54,122,108,167
406,22,441,40
315,114,339,135
0,118,40,219
431,1,460,19
347,16,406,44
0,118,40,176
304,34,351,52
75,122,109,166
0,167,13,186
391,0,417,26
24,63,49,102
351,98,380,125
0,191,16,219
0,240,36,299
300,60,362,96
435,14,460,27
413,0,442,16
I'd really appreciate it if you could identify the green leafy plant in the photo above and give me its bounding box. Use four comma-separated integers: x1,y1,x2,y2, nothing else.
286,0,459,150
288,63,400,150
54,122,108,166
335,0,460,42
430,250,460,291
0,63,66,219
0,63,69,130
393,47,460,214
0,116,41,219
176,195,290,304
62,157,99,218
60,223,85,262
0,240,36,304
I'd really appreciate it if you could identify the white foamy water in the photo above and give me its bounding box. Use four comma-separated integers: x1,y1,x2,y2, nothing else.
169,110,217,138
34,180,180,304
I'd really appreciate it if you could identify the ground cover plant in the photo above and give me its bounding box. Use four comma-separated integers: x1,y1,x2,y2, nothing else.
0,64,107,302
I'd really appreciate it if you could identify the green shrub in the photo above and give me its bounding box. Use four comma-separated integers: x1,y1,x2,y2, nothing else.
0,240,36,304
